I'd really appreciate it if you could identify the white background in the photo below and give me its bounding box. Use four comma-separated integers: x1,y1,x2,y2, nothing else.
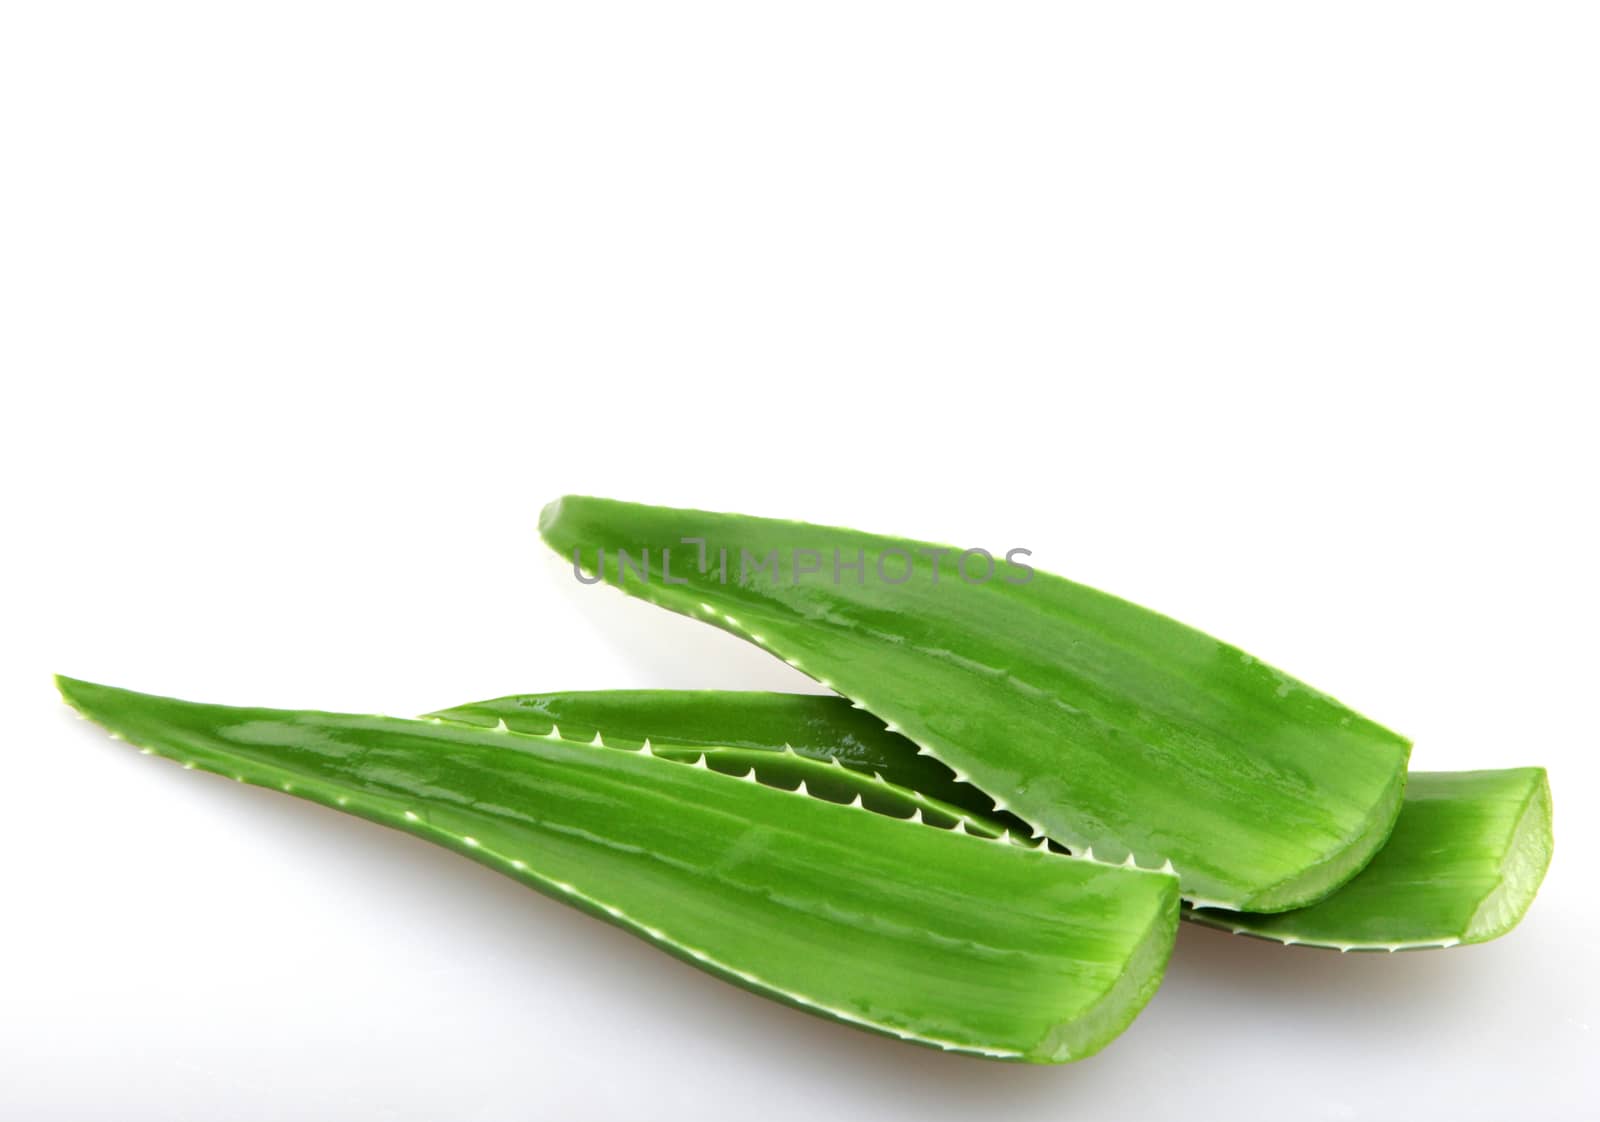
3,3,1596,1118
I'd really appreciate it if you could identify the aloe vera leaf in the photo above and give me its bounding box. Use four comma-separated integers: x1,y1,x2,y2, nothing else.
429,693,1019,841
58,677,1180,1063
425,689,1028,834
537,496,1413,911
437,690,1551,947
1187,769,1553,950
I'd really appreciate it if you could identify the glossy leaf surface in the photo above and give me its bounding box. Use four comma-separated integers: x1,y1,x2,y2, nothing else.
59,677,1180,1063
538,496,1413,910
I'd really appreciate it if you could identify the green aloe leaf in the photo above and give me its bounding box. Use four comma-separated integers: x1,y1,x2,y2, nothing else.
538,496,1413,911
427,689,1027,834
435,691,1552,948
1188,769,1553,950
58,677,1180,1063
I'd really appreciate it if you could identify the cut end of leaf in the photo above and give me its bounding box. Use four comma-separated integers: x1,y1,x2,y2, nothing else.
1032,873,1181,1063
1463,768,1552,944
1231,757,1413,914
